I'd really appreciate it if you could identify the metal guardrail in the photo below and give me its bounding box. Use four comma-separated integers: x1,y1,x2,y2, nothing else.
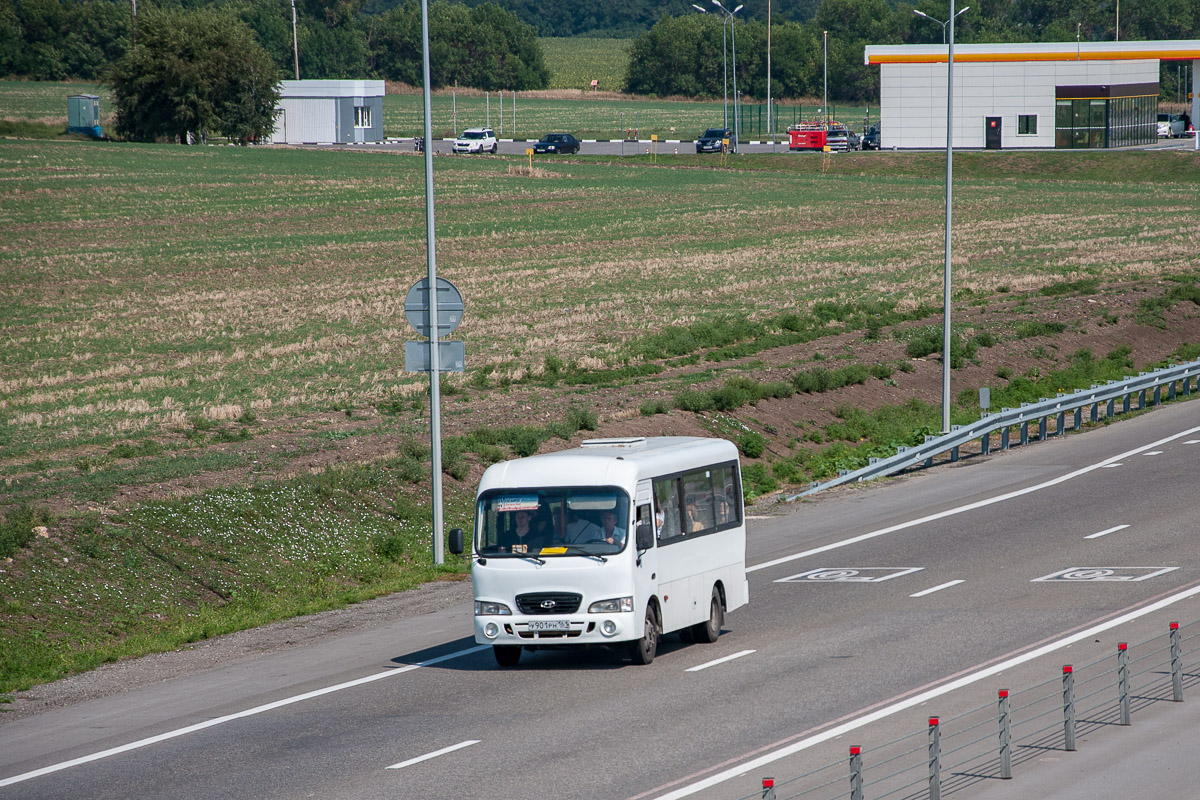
788,358,1200,500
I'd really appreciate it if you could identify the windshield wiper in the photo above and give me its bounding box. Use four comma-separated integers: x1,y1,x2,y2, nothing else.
561,546,606,563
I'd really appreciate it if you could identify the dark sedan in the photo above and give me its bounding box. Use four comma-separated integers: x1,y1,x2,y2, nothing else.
696,127,735,153
533,133,581,154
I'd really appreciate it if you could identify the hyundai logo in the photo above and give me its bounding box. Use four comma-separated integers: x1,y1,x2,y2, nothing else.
540,600,556,609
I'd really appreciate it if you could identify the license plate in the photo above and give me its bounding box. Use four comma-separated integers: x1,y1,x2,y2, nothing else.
527,620,570,631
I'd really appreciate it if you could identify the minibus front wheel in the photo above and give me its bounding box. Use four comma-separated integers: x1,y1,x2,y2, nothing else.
629,603,660,665
493,644,522,667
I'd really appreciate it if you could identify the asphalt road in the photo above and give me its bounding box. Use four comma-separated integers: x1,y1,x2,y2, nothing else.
369,136,1197,157
2,399,1198,800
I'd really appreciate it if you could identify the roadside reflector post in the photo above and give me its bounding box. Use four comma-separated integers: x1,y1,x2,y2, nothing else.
761,777,775,800
1118,643,1131,725
928,716,941,800
998,690,1012,779
849,746,863,800
1063,666,1077,751
1171,622,1184,702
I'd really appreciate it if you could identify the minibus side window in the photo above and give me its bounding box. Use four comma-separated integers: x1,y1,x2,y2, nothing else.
653,477,682,542
711,465,740,527
682,468,716,534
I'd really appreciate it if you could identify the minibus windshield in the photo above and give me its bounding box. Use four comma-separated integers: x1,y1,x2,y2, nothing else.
476,487,631,557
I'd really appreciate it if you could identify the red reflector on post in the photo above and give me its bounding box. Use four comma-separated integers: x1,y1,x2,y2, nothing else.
929,717,939,726
1171,622,1180,630
762,778,775,788
1063,665,1073,674
999,689,1009,698
850,746,861,755
1118,642,1128,651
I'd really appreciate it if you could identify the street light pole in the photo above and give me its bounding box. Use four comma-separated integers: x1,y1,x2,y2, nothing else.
713,1,743,150
290,0,300,80
767,0,773,149
914,4,968,434
691,4,726,129
823,30,828,122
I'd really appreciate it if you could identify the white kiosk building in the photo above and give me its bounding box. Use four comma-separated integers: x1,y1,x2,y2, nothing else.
270,80,384,145
863,40,1199,149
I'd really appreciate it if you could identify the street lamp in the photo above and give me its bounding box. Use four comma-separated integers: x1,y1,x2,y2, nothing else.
713,1,743,151
913,6,968,45
691,4,726,129
914,3,968,434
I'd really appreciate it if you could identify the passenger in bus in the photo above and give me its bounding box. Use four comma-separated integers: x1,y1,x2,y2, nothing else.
502,509,547,552
599,510,626,546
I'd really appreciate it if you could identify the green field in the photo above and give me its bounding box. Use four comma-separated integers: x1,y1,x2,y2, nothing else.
542,37,630,92
3,126,1200,694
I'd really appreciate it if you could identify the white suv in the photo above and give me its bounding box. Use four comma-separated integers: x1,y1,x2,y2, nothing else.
453,127,498,154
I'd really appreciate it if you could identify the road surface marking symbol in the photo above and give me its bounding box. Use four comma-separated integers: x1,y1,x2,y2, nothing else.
388,740,480,770
909,580,964,598
649,580,1200,800
1032,566,1179,582
776,567,923,584
747,424,1200,576
0,644,492,789
686,650,756,673
1085,524,1130,539
1143,451,1164,456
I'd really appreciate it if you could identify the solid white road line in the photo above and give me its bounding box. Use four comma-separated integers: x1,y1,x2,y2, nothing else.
1085,524,1131,539
685,650,756,673
746,425,1200,575
909,580,964,598
650,580,1200,800
0,645,491,789
387,740,480,770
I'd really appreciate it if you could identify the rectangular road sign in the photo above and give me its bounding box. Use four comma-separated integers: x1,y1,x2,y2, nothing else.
405,340,465,373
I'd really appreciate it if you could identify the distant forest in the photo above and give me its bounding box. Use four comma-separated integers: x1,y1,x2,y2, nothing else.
3,0,1198,100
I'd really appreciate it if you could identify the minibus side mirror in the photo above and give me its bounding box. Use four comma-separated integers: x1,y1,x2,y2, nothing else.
448,528,464,556
636,522,654,551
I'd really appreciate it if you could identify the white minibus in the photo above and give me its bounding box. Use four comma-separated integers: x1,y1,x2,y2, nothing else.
449,436,749,666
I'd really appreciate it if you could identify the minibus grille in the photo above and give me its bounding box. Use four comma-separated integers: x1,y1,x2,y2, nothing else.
516,592,582,615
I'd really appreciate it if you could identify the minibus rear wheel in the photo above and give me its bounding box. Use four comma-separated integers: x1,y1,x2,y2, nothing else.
691,587,724,644
493,644,522,667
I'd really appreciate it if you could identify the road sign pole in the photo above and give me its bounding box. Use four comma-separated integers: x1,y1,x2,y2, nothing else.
419,0,444,566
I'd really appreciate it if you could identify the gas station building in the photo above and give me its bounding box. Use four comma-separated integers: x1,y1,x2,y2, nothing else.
862,40,1199,149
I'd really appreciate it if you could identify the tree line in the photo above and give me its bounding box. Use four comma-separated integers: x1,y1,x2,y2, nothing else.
3,0,1197,115
626,0,1200,101
0,0,548,90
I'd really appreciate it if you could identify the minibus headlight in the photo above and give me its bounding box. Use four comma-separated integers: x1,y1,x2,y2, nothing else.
475,600,512,616
588,596,634,614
